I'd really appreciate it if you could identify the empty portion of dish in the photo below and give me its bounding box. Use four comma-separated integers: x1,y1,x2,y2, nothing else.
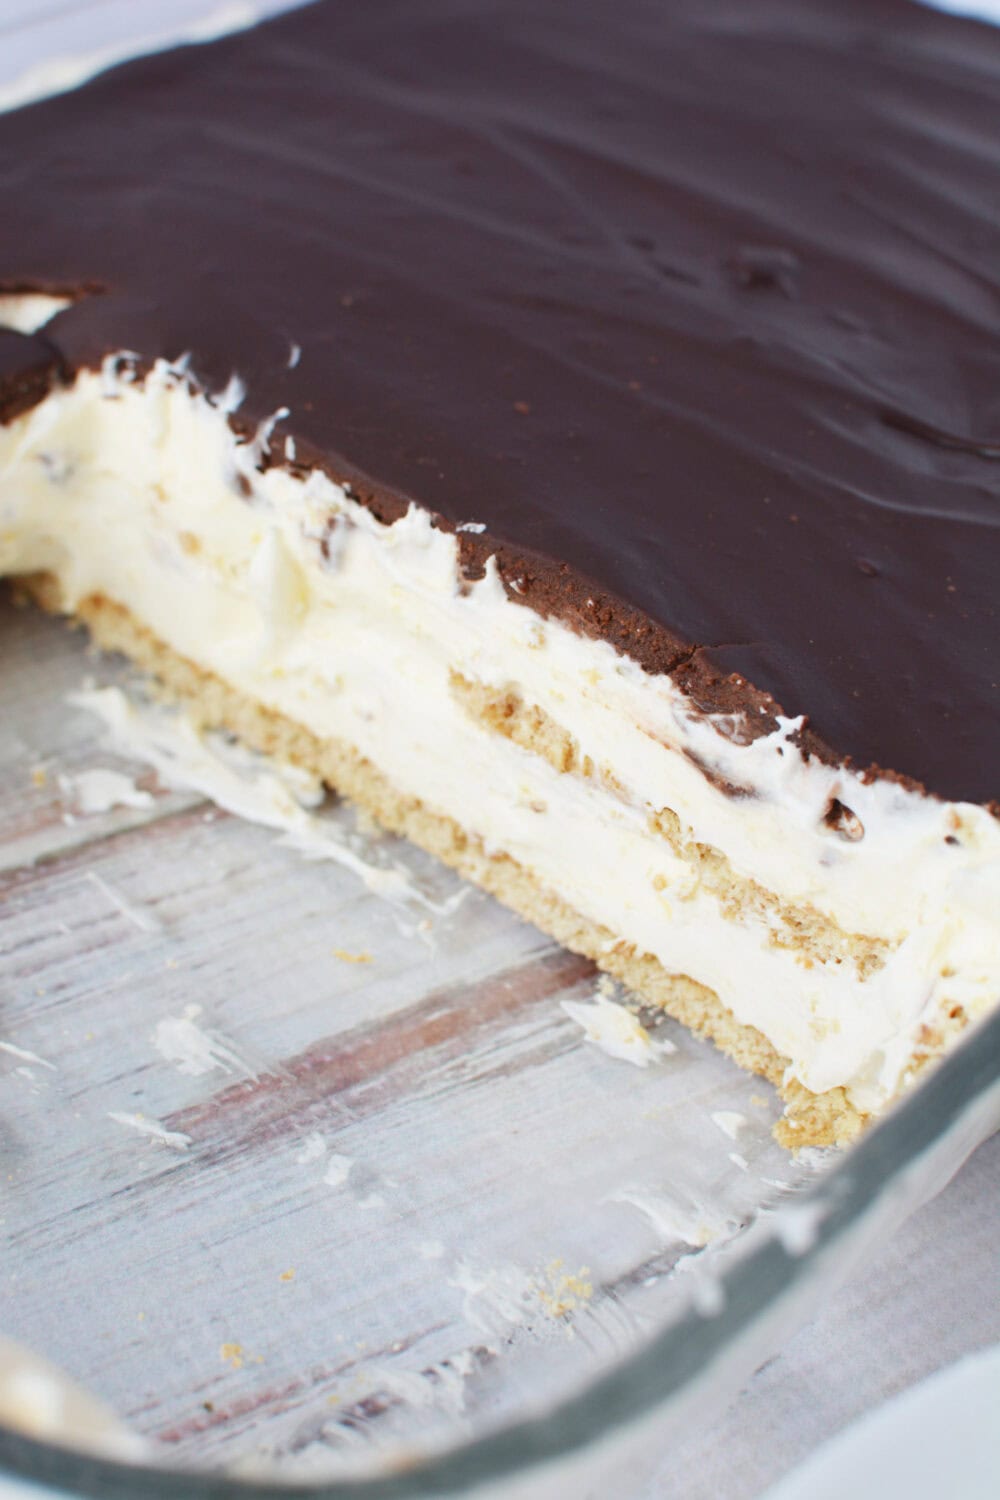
2,352,996,1144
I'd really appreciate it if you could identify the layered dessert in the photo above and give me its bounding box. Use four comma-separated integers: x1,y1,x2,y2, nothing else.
1,0,998,1145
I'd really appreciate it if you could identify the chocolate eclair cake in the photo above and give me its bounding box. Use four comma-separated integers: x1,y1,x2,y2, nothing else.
1,0,998,1146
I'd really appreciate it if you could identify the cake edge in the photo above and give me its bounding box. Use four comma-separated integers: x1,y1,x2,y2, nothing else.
17,570,870,1149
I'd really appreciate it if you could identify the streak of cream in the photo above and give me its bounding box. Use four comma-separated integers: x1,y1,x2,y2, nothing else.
711,1110,748,1141
85,870,163,934
0,1041,56,1071
561,995,676,1067
322,1154,354,1189
107,1112,192,1151
71,687,425,906
450,1261,537,1340
295,1132,327,1165
57,768,153,816
775,1198,828,1256
608,1186,736,1248
152,1004,258,1080
393,886,472,948
449,1257,596,1344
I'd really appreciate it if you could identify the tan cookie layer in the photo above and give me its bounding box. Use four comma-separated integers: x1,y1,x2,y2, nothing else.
450,672,890,980
23,575,868,1147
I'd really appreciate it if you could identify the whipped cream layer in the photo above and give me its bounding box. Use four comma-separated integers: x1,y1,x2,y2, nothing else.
1,355,997,1114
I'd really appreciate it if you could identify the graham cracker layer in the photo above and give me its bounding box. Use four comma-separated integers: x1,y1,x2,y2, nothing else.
23,574,867,1147
450,671,890,980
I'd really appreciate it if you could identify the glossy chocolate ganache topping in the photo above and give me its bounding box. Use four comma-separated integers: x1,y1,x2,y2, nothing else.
1,0,998,804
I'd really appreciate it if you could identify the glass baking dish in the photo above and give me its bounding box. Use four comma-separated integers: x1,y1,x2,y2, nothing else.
1,7,998,1498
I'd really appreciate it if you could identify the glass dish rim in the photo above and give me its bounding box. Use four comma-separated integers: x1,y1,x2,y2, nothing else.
0,1009,996,1500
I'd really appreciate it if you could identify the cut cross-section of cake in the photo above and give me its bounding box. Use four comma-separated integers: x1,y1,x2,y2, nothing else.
2,0,999,1146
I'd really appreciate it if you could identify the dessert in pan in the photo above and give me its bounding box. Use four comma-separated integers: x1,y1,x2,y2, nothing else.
0,0,998,1147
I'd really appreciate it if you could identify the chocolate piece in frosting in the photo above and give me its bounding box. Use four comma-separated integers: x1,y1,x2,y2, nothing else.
1,0,999,803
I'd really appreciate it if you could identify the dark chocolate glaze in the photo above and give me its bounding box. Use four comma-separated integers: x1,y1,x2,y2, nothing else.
0,329,65,421
1,0,999,803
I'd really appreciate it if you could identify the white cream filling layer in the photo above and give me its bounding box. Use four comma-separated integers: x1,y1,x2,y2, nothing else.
1,356,998,1113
